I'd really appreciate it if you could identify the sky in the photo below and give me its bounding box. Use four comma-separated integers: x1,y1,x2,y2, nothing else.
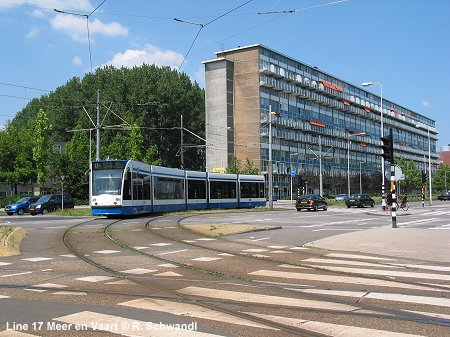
0,0,449,148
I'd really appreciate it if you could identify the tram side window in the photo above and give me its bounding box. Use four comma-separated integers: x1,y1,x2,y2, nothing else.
143,175,151,200
210,181,237,199
187,179,206,199
132,172,145,200
123,170,132,200
240,182,262,198
154,177,184,200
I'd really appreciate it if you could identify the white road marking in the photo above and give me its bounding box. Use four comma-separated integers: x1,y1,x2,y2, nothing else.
40,269,53,272
326,253,396,261
400,218,442,226
25,289,47,293
1,271,33,278
289,246,309,250
242,249,268,253
178,286,359,311
312,266,450,281
132,246,149,250
388,263,450,272
248,270,442,292
158,263,179,268
76,276,115,283
300,218,377,228
0,262,12,266
119,298,275,330
0,295,11,298
269,250,291,254
21,257,53,262
92,250,121,254
149,242,174,246
251,237,270,241
52,291,87,296
159,249,189,255
303,258,401,268
293,288,450,308
191,257,222,262
121,268,157,274
34,283,67,289
154,271,183,277
54,311,224,336
217,253,234,256
243,312,427,337
196,238,217,241
312,228,365,232
60,254,76,258
267,245,287,249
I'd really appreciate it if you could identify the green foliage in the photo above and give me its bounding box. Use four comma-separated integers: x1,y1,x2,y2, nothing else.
226,156,259,174
395,157,420,192
32,109,52,187
3,64,205,199
433,163,450,191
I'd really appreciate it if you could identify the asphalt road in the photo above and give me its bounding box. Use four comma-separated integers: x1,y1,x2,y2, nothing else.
0,204,449,337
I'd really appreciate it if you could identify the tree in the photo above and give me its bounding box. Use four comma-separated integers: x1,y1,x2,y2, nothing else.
433,163,450,191
395,157,420,193
226,156,260,174
32,109,52,190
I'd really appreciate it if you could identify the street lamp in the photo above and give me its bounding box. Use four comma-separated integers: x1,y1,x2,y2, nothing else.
362,81,385,209
268,105,278,208
359,162,363,194
289,152,299,202
308,135,333,197
416,123,433,205
347,132,366,196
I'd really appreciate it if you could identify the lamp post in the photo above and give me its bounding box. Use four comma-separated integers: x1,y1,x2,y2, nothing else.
416,123,433,205
290,152,299,202
268,105,278,208
359,162,363,194
347,132,366,196
362,82,384,208
308,135,333,197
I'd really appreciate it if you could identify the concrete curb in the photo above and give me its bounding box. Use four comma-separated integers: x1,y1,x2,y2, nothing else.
0,227,27,257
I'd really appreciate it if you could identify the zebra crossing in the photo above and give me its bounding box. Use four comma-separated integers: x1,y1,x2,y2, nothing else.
1,249,449,336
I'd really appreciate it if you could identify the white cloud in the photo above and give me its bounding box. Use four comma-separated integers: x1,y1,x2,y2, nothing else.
72,56,82,65
421,100,432,108
194,66,205,87
31,9,45,17
26,27,40,38
102,44,184,69
50,14,128,42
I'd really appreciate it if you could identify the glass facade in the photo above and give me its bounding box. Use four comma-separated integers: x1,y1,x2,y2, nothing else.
207,45,439,199
255,46,438,198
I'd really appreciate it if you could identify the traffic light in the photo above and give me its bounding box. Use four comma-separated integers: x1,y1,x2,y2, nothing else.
380,128,394,162
421,170,427,184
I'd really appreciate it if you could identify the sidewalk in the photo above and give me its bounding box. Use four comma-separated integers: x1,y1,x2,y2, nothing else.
305,205,450,263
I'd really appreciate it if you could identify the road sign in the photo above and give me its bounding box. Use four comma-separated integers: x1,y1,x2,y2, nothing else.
385,165,402,181
291,171,296,177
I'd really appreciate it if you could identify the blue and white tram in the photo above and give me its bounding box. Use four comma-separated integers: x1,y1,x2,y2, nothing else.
90,159,266,216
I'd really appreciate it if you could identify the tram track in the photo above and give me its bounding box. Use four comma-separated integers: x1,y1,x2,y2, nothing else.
100,215,450,331
61,217,331,337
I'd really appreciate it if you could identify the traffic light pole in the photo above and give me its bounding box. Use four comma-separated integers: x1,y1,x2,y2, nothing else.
388,128,397,228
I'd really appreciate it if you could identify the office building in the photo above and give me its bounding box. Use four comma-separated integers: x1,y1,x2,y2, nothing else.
203,44,439,198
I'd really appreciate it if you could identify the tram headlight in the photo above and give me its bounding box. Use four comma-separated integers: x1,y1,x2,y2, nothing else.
92,198,96,202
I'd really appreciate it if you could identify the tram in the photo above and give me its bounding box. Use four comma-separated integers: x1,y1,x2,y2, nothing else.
90,160,266,216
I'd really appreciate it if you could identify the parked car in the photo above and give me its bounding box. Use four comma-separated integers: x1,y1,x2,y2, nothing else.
296,194,328,211
4,196,41,215
438,191,450,201
335,194,349,201
28,194,74,215
345,193,375,208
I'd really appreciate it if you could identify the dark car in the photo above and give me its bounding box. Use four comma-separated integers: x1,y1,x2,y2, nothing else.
29,194,74,215
438,192,450,201
345,193,375,208
296,194,327,211
4,196,41,215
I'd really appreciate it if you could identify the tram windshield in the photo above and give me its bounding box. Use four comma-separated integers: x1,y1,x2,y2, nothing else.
92,169,123,196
